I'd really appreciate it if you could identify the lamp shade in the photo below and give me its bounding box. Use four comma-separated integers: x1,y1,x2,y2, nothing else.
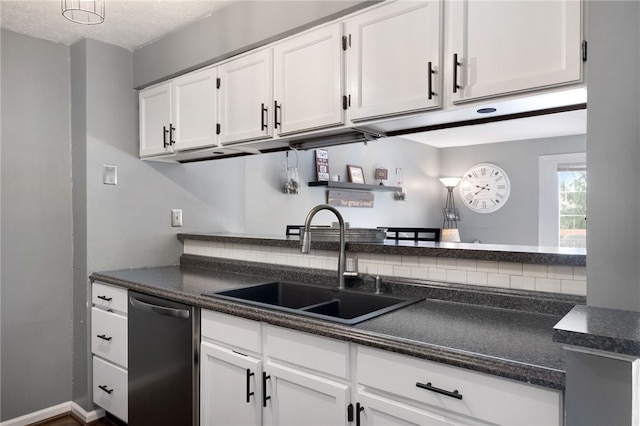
439,177,461,188
62,0,105,25
441,228,461,242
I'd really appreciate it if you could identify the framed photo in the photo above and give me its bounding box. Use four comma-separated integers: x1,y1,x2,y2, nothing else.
347,165,365,184
375,168,388,180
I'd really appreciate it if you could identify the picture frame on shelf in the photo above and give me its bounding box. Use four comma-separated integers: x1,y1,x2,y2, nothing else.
347,165,365,184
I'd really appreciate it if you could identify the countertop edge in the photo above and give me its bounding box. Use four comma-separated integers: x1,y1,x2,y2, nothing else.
177,233,586,266
91,270,566,390
553,305,640,358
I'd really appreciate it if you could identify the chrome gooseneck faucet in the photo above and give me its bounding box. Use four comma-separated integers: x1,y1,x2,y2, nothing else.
301,204,347,290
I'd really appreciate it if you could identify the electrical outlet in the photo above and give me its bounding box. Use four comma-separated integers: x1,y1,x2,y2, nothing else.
171,209,182,227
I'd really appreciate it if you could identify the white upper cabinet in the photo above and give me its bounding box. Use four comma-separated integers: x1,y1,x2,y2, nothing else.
219,49,273,145
139,67,218,157
139,82,172,157
345,1,443,122
273,22,344,136
171,67,218,150
447,0,583,104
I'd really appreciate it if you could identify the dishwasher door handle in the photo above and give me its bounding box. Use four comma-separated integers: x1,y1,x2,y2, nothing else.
129,296,191,319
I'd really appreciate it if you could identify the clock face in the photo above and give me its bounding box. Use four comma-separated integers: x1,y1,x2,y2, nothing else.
459,163,511,213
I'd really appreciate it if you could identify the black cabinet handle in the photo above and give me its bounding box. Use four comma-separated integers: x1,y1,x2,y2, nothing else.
169,124,176,146
355,402,364,426
261,103,268,131
246,368,255,403
97,334,112,342
163,126,169,148
453,54,462,93
416,381,463,400
97,295,112,302
274,101,281,130
428,61,435,100
262,372,271,407
98,385,113,395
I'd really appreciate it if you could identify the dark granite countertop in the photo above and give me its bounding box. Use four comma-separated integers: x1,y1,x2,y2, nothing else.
91,257,577,391
178,232,586,266
553,305,640,357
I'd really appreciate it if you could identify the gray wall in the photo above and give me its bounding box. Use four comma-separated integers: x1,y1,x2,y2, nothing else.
71,39,253,412
242,138,442,235
586,1,640,311
439,135,586,245
133,1,377,88
0,30,73,421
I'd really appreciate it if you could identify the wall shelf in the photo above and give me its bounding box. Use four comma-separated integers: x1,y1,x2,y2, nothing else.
308,181,401,192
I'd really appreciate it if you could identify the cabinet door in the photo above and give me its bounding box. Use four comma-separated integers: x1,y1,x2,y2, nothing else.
200,341,262,426
263,362,350,426
219,49,273,145
273,23,344,136
346,1,442,121
448,0,582,103
139,82,172,157
356,391,484,426
172,67,218,151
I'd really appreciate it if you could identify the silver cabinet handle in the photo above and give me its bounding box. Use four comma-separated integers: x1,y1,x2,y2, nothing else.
129,296,190,319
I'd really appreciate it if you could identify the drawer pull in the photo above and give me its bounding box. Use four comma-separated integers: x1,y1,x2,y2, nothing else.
416,381,463,400
97,334,112,342
262,372,271,407
246,368,255,403
98,385,113,395
97,295,112,302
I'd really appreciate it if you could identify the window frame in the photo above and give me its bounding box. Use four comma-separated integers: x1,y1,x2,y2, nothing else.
538,152,586,247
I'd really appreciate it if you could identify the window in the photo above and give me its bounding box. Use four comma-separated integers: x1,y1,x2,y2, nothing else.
539,153,587,247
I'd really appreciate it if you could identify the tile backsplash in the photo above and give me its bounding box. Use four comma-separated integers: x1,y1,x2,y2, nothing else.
183,239,587,296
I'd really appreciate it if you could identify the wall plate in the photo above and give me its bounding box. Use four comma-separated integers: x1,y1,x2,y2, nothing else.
103,164,117,185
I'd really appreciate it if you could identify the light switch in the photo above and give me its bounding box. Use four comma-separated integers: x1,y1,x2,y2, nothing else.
103,164,117,185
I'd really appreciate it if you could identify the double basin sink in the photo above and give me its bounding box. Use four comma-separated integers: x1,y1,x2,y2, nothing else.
203,281,423,325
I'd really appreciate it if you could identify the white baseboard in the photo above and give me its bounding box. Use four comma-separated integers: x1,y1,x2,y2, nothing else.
1,401,105,426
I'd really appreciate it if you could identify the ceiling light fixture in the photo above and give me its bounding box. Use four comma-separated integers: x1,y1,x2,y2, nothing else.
62,0,105,25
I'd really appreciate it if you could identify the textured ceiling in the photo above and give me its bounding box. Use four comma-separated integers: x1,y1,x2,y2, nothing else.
0,0,235,50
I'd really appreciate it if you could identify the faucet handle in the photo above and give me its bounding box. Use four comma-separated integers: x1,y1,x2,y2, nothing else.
343,255,359,278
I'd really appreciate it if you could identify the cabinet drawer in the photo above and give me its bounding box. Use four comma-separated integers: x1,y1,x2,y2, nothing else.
201,309,261,354
93,356,128,423
91,307,127,368
92,282,128,314
265,325,348,380
357,346,562,426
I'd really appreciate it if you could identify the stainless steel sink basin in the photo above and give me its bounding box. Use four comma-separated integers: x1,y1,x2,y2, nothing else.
202,281,423,325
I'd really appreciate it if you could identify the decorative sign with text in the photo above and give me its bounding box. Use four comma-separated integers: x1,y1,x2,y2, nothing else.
327,190,374,208
315,149,330,181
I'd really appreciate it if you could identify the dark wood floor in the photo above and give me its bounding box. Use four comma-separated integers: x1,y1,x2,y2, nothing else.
31,413,124,426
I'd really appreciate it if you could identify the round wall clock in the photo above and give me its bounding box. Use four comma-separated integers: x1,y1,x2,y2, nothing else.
459,163,511,213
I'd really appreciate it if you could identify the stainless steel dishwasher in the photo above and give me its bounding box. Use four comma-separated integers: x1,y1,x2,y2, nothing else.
128,290,200,425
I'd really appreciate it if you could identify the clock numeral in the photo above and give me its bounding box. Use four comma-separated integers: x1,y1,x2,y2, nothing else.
494,199,501,204
495,193,504,198
464,193,474,201
472,171,478,177
480,167,487,176
497,184,506,189
482,201,487,209
495,176,504,182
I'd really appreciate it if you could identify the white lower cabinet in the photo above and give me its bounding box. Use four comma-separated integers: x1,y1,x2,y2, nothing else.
200,311,352,426
200,311,563,426
93,356,128,422
356,346,563,426
263,361,350,426
201,341,262,426
355,390,473,426
91,282,128,423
